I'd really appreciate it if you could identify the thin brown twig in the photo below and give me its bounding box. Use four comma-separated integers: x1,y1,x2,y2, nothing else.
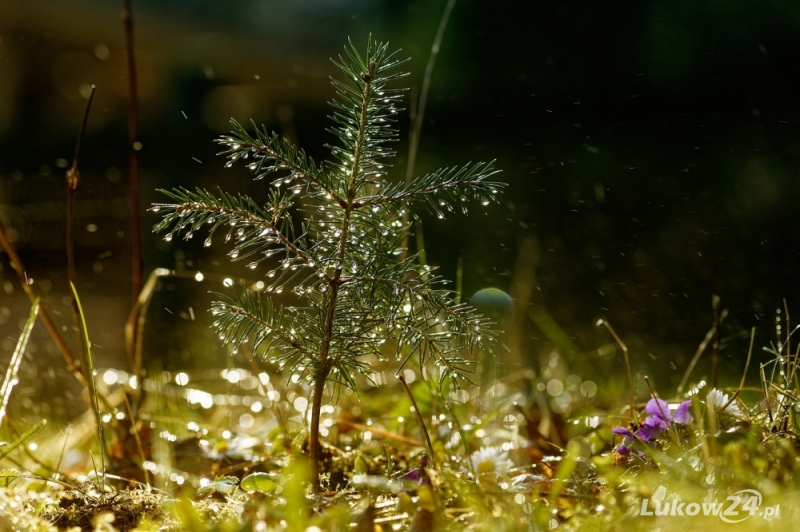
711,295,721,389
67,85,96,386
0,219,86,387
337,419,424,447
738,327,755,392
760,364,773,423
122,0,143,302
596,319,637,423
398,374,436,464
721,389,740,412
676,308,729,396
401,0,457,261
405,0,457,188
784,298,791,369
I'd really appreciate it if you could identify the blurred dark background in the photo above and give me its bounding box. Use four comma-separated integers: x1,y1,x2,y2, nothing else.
2,0,800,417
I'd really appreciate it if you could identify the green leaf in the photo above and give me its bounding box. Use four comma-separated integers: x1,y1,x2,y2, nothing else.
240,472,277,494
196,475,239,498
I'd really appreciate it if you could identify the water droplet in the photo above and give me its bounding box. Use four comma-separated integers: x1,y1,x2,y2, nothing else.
164,235,173,242
248,262,258,269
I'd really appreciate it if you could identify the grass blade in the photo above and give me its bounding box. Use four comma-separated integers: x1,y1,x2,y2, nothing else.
0,298,39,427
70,282,106,486
0,419,47,461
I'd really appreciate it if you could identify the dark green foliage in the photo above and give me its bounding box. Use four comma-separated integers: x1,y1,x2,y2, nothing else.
152,36,503,395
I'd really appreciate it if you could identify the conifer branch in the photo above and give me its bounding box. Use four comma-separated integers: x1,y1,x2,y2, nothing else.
354,161,504,217
217,120,345,206
346,275,491,345
152,188,331,283
211,288,317,371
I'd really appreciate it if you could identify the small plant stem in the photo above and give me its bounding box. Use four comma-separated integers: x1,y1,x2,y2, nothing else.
118,386,151,485
0,299,39,427
785,298,791,369
66,85,96,386
122,0,143,302
0,419,47,461
402,0,456,260
308,371,328,491
711,295,721,389
405,0,456,189
596,319,637,423
692,399,710,462
706,400,718,457
398,374,436,464
337,419,424,447
644,376,682,451
738,327,755,393
676,308,729,396
55,426,72,479
308,59,377,492
760,363,773,423
721,389,741,412
455,256,463,305
71,282,106,489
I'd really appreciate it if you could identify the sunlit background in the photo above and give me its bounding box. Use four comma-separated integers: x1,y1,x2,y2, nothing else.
2,0,800,426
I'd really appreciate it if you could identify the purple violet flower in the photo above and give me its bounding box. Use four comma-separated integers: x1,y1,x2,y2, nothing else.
614,444,631,456
612,398,694,455
398,454,431,485
645,398,693,425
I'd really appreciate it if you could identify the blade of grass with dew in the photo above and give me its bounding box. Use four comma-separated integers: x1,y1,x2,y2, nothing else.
0,298,39,427
0,419,47,461
70,282,106,485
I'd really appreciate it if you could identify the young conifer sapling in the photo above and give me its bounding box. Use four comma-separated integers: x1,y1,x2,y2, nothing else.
153,37,504,491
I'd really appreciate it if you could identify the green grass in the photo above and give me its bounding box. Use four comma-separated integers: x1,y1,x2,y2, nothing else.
0,317,798,531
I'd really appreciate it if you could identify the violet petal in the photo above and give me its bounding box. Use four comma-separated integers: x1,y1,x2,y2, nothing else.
612,427,635,438
672,400,693,424
645,398,670,420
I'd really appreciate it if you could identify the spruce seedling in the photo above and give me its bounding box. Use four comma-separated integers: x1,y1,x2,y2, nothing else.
153,37,504,490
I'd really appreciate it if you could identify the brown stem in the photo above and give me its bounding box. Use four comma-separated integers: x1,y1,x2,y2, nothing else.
308,60,377,492
711,295,721,389
122,0,142,302
596,319,637,424
67,85,96,385
398,374,436,464
0,219,86,388
739,327,755,392
676,308,729,396
309,368,328,491
401,0,456,260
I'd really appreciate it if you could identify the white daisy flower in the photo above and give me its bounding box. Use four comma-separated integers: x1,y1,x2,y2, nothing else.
469,446,513,476
706,388,742,416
